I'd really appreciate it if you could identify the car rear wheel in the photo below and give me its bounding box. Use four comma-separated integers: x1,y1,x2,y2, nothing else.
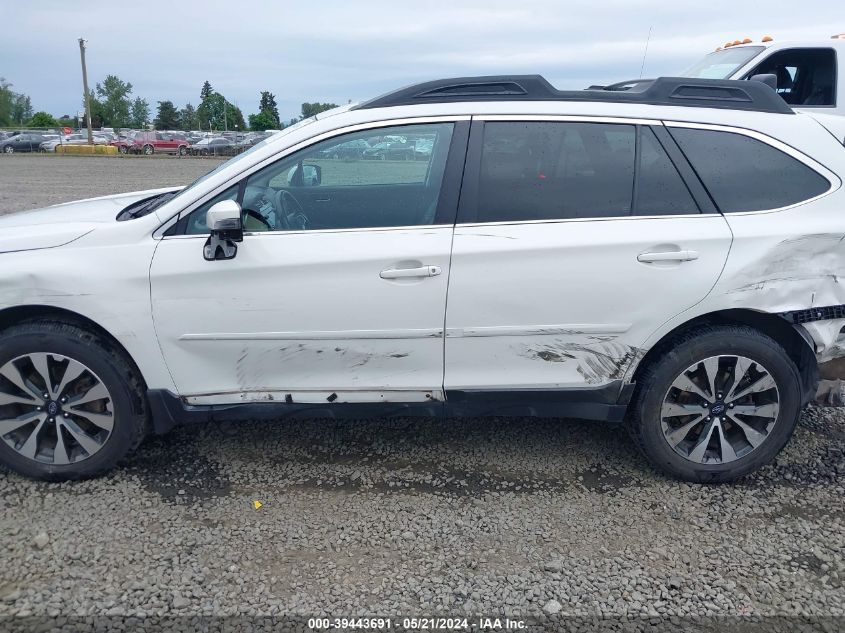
4,146,14,154
0,321,148,481
628,325,802,483
119,145,128,154
143,144,154,155
178,145,187,156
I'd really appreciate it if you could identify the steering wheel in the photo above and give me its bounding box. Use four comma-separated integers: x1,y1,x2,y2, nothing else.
275,189,309,231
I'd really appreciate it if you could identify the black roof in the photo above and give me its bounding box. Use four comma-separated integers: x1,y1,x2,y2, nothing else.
356,75,793,114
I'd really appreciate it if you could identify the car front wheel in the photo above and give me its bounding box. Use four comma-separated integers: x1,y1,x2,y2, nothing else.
629,325,802,483
143,144,154,155
0,321,148,480
4,146,14,154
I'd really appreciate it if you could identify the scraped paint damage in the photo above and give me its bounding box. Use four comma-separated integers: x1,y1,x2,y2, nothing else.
520,340,641,385
725,234,845,310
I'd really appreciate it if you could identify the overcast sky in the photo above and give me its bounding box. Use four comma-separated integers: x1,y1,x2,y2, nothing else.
2,0,842,122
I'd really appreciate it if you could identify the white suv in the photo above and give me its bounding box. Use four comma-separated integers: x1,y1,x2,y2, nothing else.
1,76,843,482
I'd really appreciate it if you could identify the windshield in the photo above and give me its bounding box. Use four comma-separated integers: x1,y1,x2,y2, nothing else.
681,46,765,79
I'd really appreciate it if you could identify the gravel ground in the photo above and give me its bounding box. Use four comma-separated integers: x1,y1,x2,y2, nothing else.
0,154,223,215
0,155,843,630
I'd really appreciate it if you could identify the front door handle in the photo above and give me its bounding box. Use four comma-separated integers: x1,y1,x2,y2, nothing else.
380,265,442,279
637,250,699,263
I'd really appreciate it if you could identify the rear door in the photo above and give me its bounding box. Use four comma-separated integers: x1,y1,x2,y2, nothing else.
444,117,733,396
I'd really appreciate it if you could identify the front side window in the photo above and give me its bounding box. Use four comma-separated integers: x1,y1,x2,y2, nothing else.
670,127,831,212
177,123,454,235
745,48,837,106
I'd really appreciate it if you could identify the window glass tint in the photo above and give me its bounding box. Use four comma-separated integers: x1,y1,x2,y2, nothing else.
635,128,698,216
179,123,453,234
671,128,830,212
477,122,635,222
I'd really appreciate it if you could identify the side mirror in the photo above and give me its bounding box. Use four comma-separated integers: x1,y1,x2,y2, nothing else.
203,200,243,261
302,164,322,186
749,73,778,91
287,163,322,187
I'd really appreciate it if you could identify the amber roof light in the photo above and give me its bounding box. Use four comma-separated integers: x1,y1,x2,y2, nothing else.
761,35,773,42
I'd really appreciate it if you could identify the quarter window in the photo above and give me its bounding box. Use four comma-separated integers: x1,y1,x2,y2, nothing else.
670,127,830,212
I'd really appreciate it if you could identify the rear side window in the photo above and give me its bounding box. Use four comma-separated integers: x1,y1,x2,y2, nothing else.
670,128,830,212
477,122,635,221
474,122,700,222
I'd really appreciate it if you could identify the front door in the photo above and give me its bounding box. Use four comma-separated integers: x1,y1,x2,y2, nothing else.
444,119,733,395
150,120,464,405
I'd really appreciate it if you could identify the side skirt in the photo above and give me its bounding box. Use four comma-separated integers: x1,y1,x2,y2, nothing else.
147,382,630,435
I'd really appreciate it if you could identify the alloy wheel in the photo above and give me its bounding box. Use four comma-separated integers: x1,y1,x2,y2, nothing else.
4,146,13,154
660,355,780,465
0,353,114,465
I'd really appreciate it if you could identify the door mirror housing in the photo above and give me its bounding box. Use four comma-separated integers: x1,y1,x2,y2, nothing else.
749,73,778,91
287,163,322,187
203,200,243,261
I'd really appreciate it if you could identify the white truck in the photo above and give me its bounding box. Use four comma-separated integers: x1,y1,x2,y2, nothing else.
681,34,845,139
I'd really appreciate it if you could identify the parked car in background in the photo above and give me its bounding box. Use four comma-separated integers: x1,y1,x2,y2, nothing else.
413,137,435,160
110,133,138,154
132,131,190,155
40,133,108,152
362,140,415,160
190,137,237,156
321,138,371,159
1,133,47,153
236,134,270,151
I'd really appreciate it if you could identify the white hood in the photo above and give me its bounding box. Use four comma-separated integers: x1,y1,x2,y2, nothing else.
0,187,179,254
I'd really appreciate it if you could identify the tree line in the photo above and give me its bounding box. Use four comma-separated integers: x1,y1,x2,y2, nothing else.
0,74,338,131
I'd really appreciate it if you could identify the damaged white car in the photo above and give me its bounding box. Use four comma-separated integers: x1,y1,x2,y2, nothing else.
1,75,844,482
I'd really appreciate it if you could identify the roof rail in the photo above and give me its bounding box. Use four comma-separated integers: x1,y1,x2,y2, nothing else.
356,75,793,114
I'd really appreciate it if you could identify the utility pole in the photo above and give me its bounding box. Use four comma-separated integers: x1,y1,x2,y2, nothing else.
78,38,94,144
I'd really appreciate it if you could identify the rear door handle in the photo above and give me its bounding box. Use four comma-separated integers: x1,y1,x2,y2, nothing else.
380,265,442,279
637,250,699,263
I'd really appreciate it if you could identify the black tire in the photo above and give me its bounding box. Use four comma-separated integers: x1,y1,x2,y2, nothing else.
0,321,149,481
119,145,128,154
143,144,154,155
628,325,802,483
178,145,187,156
4,146,14,154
